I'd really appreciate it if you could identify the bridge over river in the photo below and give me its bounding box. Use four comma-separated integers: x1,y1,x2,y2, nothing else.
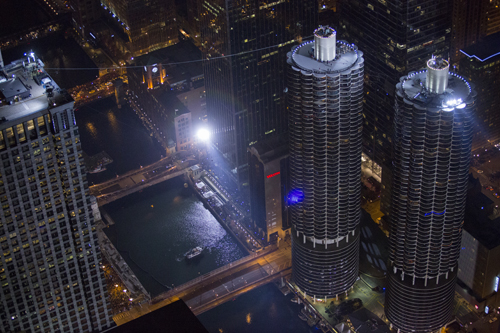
112,243,293,325
89,157,194,206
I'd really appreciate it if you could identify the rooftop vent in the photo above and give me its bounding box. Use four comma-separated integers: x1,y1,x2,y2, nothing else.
314,26,336,62
426,57,449,94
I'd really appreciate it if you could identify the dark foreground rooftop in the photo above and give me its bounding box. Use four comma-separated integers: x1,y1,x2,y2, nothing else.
107,300,209,333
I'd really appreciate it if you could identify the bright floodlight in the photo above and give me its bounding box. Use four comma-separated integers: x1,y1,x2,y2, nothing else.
197,128,210,142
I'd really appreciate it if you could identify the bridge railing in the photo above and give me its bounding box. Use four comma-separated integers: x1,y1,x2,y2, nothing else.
150,248,276,304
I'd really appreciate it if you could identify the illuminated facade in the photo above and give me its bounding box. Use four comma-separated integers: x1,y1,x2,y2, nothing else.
0,55,112,332
385,58,476,333
339,0,452,217
100,0,178,56
287,27,364,298
200,0,317,185
174,112,192,151
127,41,204,151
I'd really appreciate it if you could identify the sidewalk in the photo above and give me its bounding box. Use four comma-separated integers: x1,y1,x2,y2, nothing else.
97,220,150,303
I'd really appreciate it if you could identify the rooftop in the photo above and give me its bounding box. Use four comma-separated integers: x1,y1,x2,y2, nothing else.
398,70,474,110
0,53,73,127
108,300,208,333
287,40,363,74
464,191,500,250
460,32,500,63
133,40,203,86
248,134,288,164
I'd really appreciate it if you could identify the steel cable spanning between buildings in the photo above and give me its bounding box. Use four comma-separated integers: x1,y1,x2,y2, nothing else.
40,35,316,71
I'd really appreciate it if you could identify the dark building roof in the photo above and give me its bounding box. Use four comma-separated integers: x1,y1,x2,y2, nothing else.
107,300,209,333
460,32,500,63
347,308,391,333
464,179,500,250
133,40,203,84
248,134,289,164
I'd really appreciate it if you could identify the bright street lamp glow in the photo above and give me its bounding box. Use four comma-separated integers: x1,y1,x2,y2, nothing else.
197,128,210,142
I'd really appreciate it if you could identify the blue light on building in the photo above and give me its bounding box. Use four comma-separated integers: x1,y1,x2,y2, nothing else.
287,189,304,205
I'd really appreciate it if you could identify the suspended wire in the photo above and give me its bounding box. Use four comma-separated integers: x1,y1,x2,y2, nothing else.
42,35,314,71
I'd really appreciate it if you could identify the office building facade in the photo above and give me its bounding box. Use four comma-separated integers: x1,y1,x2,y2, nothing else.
0,55,113,332
459,32,500,150
248,136,289,243
174,112,192,152
200,0,317,185
339,0,452,216
70,0,102,38
385,58,476,332
456,176,500,312
450,0,487,64
287,27,364,298
100,0,178,56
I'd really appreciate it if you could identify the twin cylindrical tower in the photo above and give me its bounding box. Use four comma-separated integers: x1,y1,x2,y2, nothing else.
287,27,364,298
287,27,476,333
385,58,476,332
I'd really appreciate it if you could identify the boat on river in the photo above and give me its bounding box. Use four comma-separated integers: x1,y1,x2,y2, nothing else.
186,246,203,260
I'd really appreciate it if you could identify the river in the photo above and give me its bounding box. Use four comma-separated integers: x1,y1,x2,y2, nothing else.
198,284,318,333
102,178,247,297
75,98,164,184
76,98,313,332
76,98,247,297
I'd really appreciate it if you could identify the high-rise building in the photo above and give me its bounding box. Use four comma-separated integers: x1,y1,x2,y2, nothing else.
100,0,178,56
385,58,476,332
339,1,452,217
450,0,487,64
457,176,500,312
486,0,500,36
0,54,113,332
248,135,290,243
174,111,193,152
127,40,203,151
200,0,317,185
70,0,102,38
450,0,500,65
287,27,364,298
459,32,500,150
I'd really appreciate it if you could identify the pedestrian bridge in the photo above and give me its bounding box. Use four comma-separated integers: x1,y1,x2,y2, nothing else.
112,244,292,325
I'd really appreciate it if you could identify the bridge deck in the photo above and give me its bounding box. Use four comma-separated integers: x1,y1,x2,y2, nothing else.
90,156,191,206
113,243,293,325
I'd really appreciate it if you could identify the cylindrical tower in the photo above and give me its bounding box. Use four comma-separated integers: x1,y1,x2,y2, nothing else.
313,26,336,62
286,27,364,298
385,58,476,333
425,57,449,94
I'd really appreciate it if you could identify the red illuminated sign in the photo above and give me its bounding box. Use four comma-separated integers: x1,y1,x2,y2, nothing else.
267,171,280,179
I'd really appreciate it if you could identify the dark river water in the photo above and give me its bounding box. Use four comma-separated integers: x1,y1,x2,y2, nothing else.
198,283,317,333
75,98,246,296
75,98,164,184
76,98,312,331
102,178,247,296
